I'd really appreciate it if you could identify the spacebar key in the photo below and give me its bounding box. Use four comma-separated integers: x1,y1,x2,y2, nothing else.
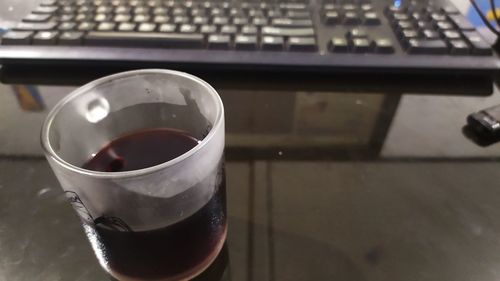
262,26,315,37
84,32,204,48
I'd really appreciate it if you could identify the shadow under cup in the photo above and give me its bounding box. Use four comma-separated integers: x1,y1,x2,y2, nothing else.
41,70,227,281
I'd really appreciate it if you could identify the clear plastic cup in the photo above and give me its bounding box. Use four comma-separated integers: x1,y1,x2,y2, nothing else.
41,69,226,281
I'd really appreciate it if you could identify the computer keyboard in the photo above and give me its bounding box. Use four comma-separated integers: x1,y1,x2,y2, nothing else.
0,0,498,78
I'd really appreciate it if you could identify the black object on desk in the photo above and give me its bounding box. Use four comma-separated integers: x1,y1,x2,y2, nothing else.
0,0,499,90
464,104,500,146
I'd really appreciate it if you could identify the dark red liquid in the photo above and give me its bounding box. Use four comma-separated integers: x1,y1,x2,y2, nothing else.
82,128,227,280
83,128,200,172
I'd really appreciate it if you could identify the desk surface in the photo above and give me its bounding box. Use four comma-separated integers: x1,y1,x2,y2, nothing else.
1,77,500,281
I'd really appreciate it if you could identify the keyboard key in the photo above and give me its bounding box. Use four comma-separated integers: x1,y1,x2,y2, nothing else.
134,14,151,23
58,22,76,31
147,0,161,7
241,25,257,35
401,29,419,40
58,31,83,45
288,37,316,51
174,16,190,24
23,13,51,22
323,4,337,10
220,25,237,35
411,12,424,21
342,4,356,11
75,14,92,22
344,12,360,24
138,23,157,32
271,18,313,27
153,15,169,23
172,7,187,16
267,9,282,18
449,39,470,55
77,22,95,31
396,21,414,31
208,34,231,49
33,31,58,45
235,35,257,50
463,31,492,55
416,20,431,29
77,6,94,14
392,13,409,21
203,1,212,9
184,1,195,8
346,28,367,38
200,24,217,34
34,6,58,14
286,11,310,19
351,38,372,53
364,12,380,25
279,3,306,10
164,0,175,8
442,30,461,40
152,7,167,15
190,16,205,25
213,16,229,25
84,32,205,48
252,17,268,26
248,9,264,18
180,24,197,33
262,26,314,37
232,17,248,25
134,6,150,14
430,13,446,22
112,14,130,23
118,22,137,32
423,29,440,39
14,22,57,31
129,0,141,7
361,4,373,11
324,11,340,25
97,22,116,31
40,0,56,6
97,6,113,13
423,6,437,15
59,14,75,22
374,38,395,53
1,31,33,45
158,23,176,33
328,37,349,52
261,36,284,50
95,13,111,22
448,14,475,31
191,8,206,17
436,21,453,30
115,5,132,14
407,39,447,54
229,8,244,17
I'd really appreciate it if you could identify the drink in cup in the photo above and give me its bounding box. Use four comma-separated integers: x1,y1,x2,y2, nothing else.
41,69,226,281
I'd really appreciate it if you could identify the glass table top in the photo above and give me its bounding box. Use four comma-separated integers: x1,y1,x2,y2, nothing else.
1,78,500,281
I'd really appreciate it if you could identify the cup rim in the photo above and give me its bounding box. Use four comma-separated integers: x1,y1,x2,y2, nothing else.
41,69,224,179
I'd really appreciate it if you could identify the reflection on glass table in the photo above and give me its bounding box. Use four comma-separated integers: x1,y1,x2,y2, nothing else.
1,81,500,281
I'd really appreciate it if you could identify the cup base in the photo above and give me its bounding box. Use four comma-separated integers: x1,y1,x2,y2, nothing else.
108,223,228,281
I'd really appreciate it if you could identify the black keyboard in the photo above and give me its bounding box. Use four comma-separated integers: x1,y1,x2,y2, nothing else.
0,0,498,79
